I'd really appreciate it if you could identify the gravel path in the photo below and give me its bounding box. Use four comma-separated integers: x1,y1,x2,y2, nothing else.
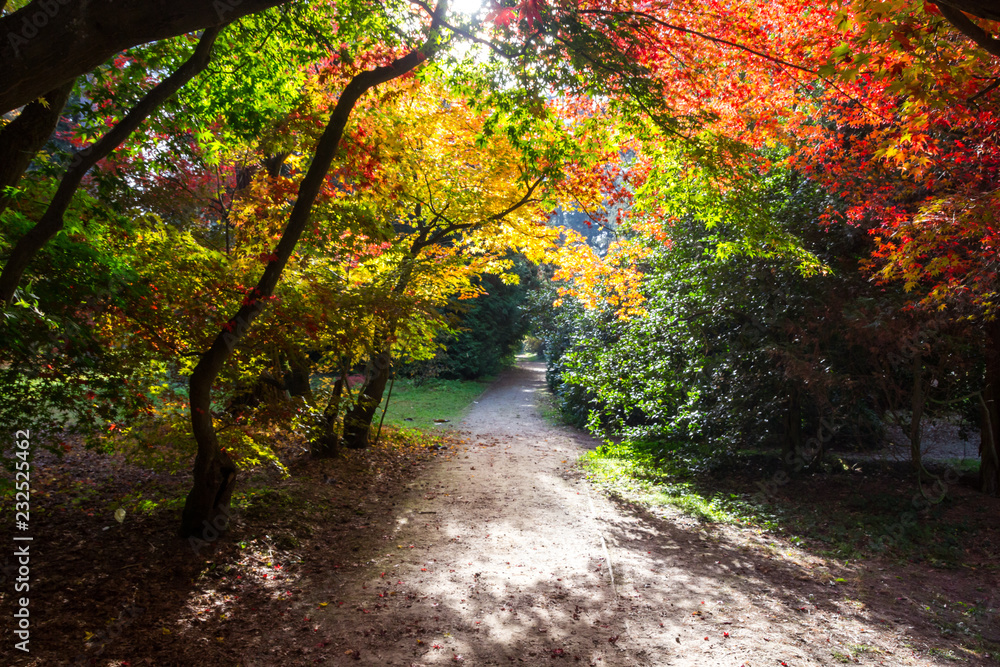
876,422,980,463
289,363,991,666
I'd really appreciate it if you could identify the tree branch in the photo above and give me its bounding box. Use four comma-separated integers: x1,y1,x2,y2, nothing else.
180,0,449,534
968,76,1000,104
936,0,1000,22
576,9,817,76
0,0,291,113
484,175,545,223
935,1,1000,59
0,79,75,217
0,26,226,306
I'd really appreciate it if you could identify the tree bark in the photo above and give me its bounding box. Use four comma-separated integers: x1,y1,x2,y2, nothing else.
908,353,930,481
283,350,313,400
179,4,446,536
338,251,417,449
0,26,224,306
936,2,1000,58
936,0,1000,22
0,79,74,217
341,349,393,449
781,386,801,463
0,0,291,114
981,318,1000,496
312,373,344,458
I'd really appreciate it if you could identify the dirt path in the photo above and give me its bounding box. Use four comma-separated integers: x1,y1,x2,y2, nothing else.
282,363,994,666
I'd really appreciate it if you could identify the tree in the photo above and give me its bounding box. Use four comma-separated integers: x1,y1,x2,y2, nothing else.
180,2,448,536
786,0,1000,492
0,80,74,216
539,143,845,456
320,75,573,449
6,0,727,540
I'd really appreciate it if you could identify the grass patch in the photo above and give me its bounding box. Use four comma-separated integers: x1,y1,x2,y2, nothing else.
379,377,493,431
235,487,304,520
850,643,884,656
942,458,980,474
534,386,564,426
579,444,755,525
114,489,186,516
927,647,964,661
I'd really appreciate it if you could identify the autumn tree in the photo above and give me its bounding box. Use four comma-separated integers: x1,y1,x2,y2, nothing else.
175,0,454,536
290,74,575,450
787,0,1000,492
503,0,1000,492
0,0,295,113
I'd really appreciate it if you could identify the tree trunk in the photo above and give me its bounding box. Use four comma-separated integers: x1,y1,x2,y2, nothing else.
781,386,801,464
338,241,419,450
283,351,313,400
0,80,75,217
981,318,1000,496
341,349,393,450
312,374,344,458
181,319,255,537
936,2,1000,60
331,167,541,450
178,17,444,536
909,353,926,479
182,362,238,539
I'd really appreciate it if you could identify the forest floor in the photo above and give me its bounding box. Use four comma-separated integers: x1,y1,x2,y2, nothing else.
4,362,1000,665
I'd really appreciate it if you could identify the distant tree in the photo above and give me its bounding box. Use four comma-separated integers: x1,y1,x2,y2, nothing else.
421,256,539,381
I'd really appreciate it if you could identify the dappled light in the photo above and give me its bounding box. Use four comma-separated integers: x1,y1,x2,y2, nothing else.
3,0,1000,662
